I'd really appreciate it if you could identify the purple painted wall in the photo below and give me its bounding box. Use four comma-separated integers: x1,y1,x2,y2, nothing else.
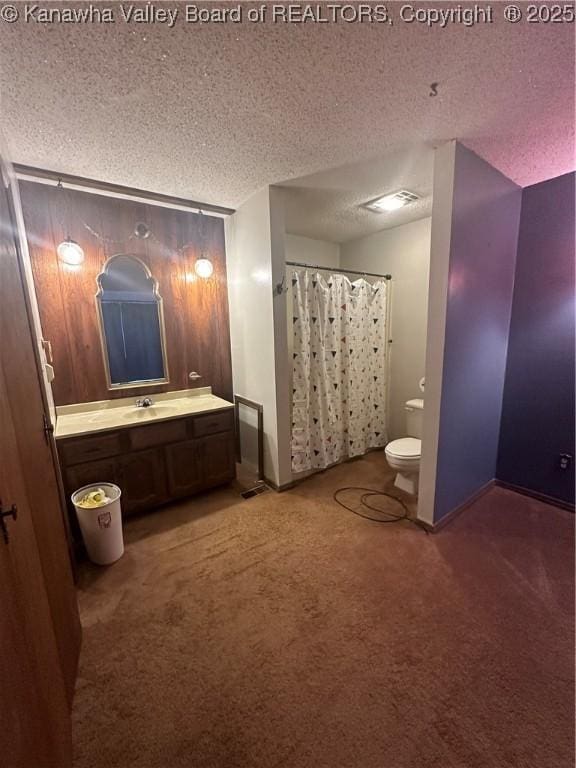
434,144,522,523
497,172,575,505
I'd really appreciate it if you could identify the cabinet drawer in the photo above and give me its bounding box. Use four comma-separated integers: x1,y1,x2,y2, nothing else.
129,419,187,451
191,409,234,437
59,432,122,466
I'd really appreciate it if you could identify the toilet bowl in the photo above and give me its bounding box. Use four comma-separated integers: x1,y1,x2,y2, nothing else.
385,437,421,495
384,398,424,495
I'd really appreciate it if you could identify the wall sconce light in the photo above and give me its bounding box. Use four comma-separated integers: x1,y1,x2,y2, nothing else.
55,178,84,265
57,237,85,266
194,258,214,279
134,222,150,239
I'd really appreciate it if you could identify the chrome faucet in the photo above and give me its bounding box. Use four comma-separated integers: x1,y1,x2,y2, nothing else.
136,397,154,408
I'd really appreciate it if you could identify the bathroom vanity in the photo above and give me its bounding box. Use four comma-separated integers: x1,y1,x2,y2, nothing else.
56,388,236,518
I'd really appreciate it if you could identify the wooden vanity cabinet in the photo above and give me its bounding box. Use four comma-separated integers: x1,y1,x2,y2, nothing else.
166,431,236,498
57,408,235,523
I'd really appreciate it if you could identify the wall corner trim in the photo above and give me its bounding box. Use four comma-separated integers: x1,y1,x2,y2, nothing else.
420,479,496,533
263,476,298,493
417,140,457,525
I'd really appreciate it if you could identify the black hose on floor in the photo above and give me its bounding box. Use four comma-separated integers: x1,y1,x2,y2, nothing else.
333,487,429,533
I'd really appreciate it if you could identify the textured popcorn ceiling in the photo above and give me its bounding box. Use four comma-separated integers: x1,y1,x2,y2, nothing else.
0,3,574,238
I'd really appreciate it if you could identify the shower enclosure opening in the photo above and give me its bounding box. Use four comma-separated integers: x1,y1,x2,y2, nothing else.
289,263,392,474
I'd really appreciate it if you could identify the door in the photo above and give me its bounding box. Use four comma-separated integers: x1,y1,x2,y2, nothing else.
0,147,75,764
0,361,73,766
0,152,80,702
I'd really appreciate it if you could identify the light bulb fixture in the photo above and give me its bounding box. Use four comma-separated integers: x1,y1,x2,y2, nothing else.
194,258,214,279
57,237,85,266
362,190,420,214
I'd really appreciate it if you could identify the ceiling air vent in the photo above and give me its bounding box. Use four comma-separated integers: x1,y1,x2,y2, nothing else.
363,190,420,213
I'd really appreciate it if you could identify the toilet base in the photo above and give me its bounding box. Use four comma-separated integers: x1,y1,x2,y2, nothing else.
394,472,418,496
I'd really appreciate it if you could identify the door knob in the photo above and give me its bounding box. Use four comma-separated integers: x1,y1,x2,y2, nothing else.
0,501,17,545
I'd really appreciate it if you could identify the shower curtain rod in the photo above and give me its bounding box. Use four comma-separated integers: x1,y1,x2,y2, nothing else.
286,261,391,280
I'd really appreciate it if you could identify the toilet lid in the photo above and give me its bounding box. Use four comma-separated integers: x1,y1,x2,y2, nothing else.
385,437,421,458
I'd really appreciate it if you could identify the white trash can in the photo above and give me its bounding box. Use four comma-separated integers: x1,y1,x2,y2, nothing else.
72,483,124,565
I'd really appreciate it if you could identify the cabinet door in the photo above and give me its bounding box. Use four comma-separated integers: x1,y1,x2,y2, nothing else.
165,440,203,498
65,458,119,497
118,448,167,515
197,432,236,489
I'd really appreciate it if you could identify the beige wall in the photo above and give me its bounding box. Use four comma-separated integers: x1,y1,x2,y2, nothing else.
226,187,292,488
340,217,431,440
226,188,280,484
285,233,340,269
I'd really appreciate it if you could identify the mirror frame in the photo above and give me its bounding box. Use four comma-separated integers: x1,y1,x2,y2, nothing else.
95,254,170,391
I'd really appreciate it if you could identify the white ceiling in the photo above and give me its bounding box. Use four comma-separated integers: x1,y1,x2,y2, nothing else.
280,143,434,242
0,5,573,218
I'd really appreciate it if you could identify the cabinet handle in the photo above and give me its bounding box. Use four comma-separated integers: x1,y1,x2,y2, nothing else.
0,500,18,545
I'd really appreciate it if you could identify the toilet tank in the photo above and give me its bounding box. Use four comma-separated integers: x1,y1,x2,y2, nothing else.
405,399,424,438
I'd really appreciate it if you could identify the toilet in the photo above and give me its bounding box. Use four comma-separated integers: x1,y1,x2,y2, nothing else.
384,398,423,495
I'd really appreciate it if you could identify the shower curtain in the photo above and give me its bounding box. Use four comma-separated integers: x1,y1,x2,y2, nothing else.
291,269,388,473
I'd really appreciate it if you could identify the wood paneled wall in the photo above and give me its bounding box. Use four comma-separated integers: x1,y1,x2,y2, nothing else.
20,181,233,406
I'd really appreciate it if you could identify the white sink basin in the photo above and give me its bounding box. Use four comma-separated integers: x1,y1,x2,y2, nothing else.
121,405,179,421
86,404,179,424
88,412,116,424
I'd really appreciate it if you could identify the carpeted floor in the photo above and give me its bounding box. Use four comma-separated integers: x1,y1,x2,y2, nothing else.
72,453,575,768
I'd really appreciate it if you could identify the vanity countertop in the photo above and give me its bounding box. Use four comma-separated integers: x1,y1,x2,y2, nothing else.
55,387,234,439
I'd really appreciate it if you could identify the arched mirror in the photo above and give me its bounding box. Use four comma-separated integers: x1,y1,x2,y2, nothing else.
96,255,169,389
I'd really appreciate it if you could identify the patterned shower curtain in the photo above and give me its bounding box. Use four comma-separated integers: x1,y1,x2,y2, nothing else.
291,269,388,473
